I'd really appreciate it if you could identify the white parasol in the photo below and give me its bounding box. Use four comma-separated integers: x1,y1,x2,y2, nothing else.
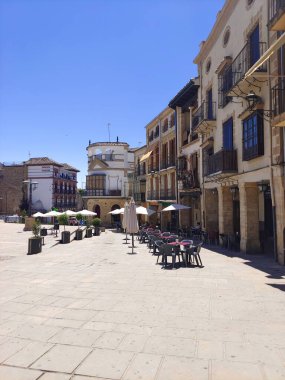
161,204,191,212
76,209,97,216
63,210,77,216
32,212,45,218
44,210,63,217
135,206,156,216
127,198,139,253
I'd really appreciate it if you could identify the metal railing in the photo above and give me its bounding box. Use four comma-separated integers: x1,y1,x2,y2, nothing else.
82,189,122,196
203,149,238,177
192,102,216,131
177,170,199,189
272,79,285,117
269,0,285,28
147,190,159,200
221,41,267,95
160,156,176,169
134,193,146,202
160,189,176,200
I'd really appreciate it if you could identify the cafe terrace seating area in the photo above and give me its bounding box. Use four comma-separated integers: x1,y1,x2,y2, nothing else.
136,226,204,270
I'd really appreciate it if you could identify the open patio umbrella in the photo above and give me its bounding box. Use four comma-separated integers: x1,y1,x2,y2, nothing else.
63,210,77,216
108,208,124,215
32,212,45,218
44,210,63,217
161,203,191,233
127,198,139,254
122,202,130,243
135,206,156,216
77,209,97,216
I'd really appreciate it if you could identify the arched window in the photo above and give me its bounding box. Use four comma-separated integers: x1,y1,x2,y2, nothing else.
94,204,101,217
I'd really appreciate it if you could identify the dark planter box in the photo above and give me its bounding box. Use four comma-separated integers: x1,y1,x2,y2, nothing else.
40,228,47,236
86,228,93,238
61,231,71,244
94,226,101,236
75,229,83,240
28,237,42,255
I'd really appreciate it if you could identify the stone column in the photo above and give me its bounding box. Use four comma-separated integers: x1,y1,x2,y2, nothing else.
204,189,219,233
218,186,233,235
239,182,260,253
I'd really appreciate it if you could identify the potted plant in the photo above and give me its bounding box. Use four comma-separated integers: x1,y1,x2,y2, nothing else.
85,218,93,238
75,213,83,240
58,214,70,244
28,221,42,255
92,217,101,236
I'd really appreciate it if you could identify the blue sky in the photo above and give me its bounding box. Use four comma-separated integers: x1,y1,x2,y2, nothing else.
0,0,225,187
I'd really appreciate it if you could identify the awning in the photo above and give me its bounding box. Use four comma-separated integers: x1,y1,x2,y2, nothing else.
245,33,285,78
140,151,152,162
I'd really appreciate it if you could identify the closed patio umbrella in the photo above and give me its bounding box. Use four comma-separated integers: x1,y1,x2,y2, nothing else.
127,198,139,254
122,202,130,243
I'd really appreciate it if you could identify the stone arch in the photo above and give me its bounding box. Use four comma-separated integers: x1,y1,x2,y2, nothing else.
93,204,101,217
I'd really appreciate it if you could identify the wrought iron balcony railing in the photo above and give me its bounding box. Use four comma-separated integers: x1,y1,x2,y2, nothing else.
177,170,199,190
147,190,159,200
82,189,122,196
203,149,238,177
160,189,176,200
220,41,267,96
192,102,216,131
272,79,285,117
160,157,176,170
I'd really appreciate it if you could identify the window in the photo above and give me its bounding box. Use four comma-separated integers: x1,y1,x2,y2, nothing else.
206,58,211,73
249,24,260,67
223,117,233,150
243,112,264,161
223,27,231,47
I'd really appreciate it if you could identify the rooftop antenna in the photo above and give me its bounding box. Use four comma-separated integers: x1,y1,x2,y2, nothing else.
28,151,31,159
107,123,111,142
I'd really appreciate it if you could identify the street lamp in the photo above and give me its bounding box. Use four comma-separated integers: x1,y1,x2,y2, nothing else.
23,180,38,216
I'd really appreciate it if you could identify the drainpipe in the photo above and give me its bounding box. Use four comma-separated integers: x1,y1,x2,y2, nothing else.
267,9,278,262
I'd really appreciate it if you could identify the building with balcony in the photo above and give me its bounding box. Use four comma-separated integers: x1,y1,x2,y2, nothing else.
83,141,135,226
192,0,285,263
142,107,177,229
168,79,201,231
24,157,79,213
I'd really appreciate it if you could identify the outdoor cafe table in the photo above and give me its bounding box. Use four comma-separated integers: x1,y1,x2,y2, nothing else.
167,241,194,267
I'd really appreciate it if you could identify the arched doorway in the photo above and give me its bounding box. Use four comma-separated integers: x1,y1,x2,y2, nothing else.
93,204,101,218
111,204,121,226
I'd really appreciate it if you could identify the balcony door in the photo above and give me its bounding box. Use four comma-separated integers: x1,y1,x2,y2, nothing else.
207,88,213,119
249,24,260,67
223,117,233,150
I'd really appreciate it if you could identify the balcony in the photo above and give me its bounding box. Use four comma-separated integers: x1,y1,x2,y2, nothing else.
220,41,267,98
147,190,159,200
269,0,285,30
160,189,176,200
177,170,199,190
203,149,238,177
148,164,159,174
192,102,216,133
160,157,176,170
134,193,146,202
272,79,285,126
82,189,122,197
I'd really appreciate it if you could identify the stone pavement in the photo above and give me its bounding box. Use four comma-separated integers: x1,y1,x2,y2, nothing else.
0,222,285,380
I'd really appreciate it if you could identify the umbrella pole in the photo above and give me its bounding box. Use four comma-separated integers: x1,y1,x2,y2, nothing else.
132,234,134,254
123,229,130,243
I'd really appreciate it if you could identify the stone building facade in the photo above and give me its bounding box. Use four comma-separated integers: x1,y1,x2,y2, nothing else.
0,163,27,215
83,141,135,226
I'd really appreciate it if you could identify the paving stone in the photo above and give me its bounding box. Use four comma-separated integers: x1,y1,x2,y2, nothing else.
0,365,42,380
44,318,84,329
156,356,208,380
93,331,125,349
82,321,115,332
54,309,97,321
143,335,197,357
75,348,134,379
118,334,149,352
4,341,53,367
197,340,224,359
39,373,71,380
212,360,264,380
122,353,162,380
0,337,30,363
31,345,91,373
49,327,103,347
